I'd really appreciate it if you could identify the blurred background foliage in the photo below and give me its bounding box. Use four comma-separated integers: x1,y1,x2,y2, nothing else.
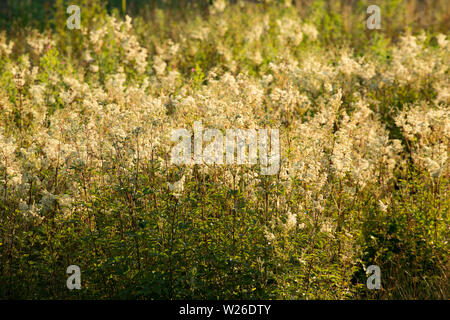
1,0,448,42
0,0,448,77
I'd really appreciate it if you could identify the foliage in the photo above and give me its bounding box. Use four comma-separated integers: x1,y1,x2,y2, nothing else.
0,0,448,299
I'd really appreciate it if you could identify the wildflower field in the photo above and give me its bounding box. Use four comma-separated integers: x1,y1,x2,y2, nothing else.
0,0,448,299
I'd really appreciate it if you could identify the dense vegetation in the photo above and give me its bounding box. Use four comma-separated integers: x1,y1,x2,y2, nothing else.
0,0,448,299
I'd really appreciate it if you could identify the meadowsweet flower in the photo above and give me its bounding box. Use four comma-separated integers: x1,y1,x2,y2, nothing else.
168,175,185,198
302,24,318,41
153,55,167,76
285,211,297,231
0,32,14,56
40,190,57,214
378,200,388,213
436,33,448,48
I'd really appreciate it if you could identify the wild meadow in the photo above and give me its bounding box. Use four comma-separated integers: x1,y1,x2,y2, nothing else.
0,0,448,299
